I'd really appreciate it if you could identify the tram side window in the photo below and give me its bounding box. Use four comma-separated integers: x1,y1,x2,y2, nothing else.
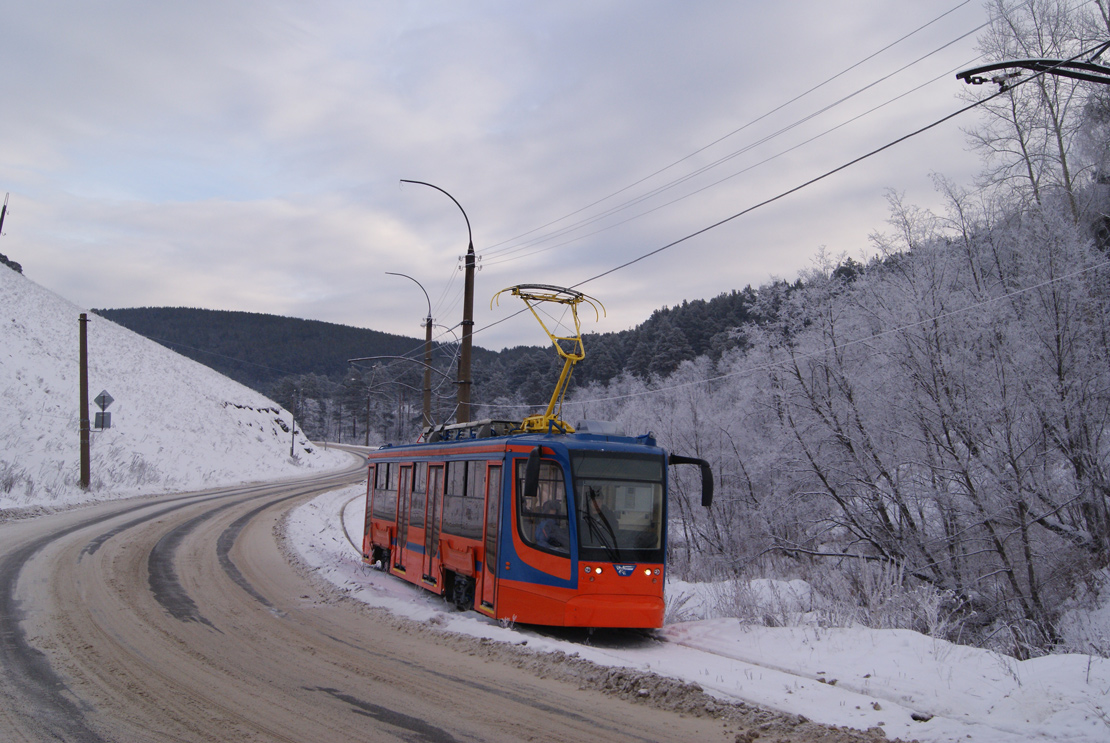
364,466,376,534
441,457,481,539
409,462,427,529
466,463,486,535
373,462,397,519
517,459,569,554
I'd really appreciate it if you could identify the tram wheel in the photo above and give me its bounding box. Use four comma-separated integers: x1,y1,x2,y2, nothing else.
451,574,474,611
372,547,390,571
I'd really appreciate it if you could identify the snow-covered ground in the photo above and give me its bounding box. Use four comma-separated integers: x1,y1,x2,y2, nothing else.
0,266,348,511
288,485,1110,743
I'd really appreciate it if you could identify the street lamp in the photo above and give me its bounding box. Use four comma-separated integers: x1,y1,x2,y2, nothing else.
400,179,476,424
385,271,433,430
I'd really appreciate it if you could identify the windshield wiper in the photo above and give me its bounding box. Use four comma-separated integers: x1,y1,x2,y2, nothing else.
582,487,621,561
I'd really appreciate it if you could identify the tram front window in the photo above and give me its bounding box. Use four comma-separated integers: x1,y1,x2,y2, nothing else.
572,452,665,563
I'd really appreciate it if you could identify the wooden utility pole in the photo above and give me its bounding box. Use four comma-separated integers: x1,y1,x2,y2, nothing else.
289,390,297,457
79,313,90,489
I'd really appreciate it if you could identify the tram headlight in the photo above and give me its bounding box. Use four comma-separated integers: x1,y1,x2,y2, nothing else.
584,566,593,574
644,568,652,576
654,568,661,576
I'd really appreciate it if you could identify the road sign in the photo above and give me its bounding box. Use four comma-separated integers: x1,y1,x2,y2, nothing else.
95,391,114,411
95,412,111,430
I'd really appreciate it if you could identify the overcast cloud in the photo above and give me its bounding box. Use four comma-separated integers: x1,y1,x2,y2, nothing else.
0,1,989,350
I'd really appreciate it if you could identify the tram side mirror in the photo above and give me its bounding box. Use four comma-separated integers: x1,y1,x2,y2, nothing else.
668,454,714,508
524,446,542,501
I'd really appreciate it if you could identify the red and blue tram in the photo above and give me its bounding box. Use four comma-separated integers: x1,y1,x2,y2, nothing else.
361,420,712,628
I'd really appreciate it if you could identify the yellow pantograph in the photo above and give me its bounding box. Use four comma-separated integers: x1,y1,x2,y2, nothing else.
492,284,605,433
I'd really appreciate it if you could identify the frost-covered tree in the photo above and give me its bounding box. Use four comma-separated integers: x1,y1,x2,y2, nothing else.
553,0,1110,655
963,0,1110,220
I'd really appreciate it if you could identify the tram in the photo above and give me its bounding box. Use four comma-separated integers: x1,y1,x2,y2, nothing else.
361,420,711,628
359,285,712,628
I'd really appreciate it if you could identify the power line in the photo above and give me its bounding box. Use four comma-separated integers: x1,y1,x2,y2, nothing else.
487,37,988,267
568,35,1110,288
482,1,1101,271
481,54,983,269
474,36,1110,409
571,97,995,289
486,1,981,257
476,36,1107,353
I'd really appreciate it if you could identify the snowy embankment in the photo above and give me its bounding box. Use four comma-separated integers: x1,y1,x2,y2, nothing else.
0,267,348,511
287,485,1110,743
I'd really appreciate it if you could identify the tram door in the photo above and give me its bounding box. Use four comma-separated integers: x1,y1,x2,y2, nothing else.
394,465,413,571
479,464,503,609
363,465,376,556
422,465,444,581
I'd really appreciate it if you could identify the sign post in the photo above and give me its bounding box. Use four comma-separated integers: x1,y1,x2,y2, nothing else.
95,390,114,430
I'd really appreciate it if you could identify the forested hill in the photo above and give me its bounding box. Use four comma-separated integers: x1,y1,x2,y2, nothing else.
95,285,771,399
575,284,766,385
91,307,470,391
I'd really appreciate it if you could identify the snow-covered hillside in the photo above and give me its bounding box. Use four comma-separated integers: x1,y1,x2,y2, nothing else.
0,265,348,511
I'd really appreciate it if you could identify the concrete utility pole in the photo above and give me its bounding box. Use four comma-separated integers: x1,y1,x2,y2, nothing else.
459,239,475,424
79,313,90,489
400,180,475,424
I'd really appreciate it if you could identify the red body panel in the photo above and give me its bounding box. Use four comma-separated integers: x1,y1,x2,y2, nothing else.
495,564,664,628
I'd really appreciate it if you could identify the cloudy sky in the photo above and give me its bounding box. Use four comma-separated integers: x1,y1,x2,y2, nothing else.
1,1,992,350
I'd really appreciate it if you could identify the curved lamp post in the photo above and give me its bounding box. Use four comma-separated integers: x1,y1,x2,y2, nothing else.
400,179,475,424
386,271,434,429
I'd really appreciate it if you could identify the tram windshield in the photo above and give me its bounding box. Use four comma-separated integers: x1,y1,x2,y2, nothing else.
571,451,665,562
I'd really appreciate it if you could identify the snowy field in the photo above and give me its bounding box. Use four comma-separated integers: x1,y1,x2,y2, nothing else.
287,485,1110,743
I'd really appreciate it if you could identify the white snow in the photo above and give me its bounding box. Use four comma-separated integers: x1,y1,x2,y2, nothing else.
4,263,1109,742
0,266,348,510
288,485,1110,743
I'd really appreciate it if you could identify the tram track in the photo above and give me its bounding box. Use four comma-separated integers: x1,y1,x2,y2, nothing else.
0,452,740,742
